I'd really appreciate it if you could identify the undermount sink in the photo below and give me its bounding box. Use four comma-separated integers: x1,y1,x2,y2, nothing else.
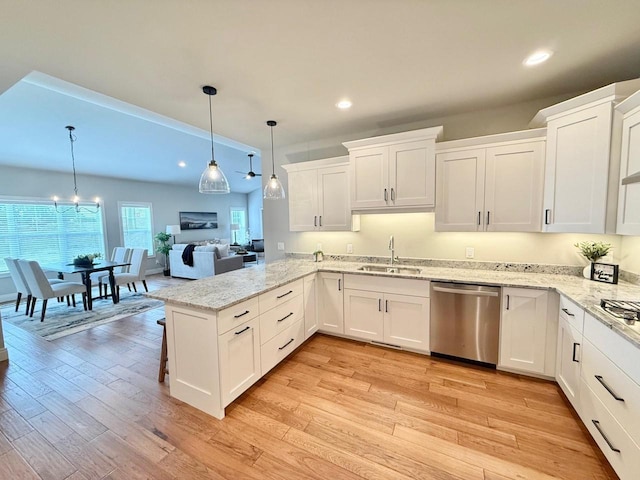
358,265,422,275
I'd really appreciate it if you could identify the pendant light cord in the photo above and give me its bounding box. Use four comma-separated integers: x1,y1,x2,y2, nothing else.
68,127,79,198
208,94,215,161
270,124,275,174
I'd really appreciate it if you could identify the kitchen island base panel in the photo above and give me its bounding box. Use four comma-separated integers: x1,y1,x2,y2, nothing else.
165,306,224,419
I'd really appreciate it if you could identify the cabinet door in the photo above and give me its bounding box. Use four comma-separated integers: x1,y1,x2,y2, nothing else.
288,169,318,231
499,288,548,374
218,316,261,406
383,293,429,352
317,165,351,231
484,141,545,232
556,316,582,408
389,140,435,207
435,148,486,231
350,147,389,209
617,108,640,235
343,289,383,341
303,274,318,339
317,272,344,334
543,103,612,233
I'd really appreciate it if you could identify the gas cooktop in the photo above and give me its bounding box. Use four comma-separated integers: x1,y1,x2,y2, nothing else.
600,299,640,325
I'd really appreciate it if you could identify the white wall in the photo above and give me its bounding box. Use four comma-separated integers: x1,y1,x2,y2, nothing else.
247,188,263,240
0,165,247,297
262,91,638,269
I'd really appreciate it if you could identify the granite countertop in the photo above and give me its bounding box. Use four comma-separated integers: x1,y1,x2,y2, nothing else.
147,258,640,348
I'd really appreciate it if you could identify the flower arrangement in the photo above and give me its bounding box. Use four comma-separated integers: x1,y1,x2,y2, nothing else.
574,241,612,263
73,252,102,266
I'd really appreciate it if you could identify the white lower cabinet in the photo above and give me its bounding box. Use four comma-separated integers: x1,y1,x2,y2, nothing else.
303,274,318,338
499,287,549,374
343,274,429,352
218,316,261,406
556,315,582,407
318,272,344,334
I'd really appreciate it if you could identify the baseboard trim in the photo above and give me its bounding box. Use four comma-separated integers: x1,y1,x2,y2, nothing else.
0,347,8,362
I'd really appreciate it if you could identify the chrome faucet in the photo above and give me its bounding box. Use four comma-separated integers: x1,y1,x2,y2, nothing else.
388,235,398,266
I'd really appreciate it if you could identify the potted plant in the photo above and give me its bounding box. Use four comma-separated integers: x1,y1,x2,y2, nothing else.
575,241,612,278
73,252,102,267
155,232,172,276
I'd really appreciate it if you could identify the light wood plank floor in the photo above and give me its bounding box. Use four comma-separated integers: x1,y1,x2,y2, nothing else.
0,275,618,479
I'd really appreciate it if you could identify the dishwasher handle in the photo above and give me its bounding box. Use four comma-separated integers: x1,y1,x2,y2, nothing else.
432,285,499,297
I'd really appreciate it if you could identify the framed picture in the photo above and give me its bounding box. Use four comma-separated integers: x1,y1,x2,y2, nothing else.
591,262,619,284
179,211,218,230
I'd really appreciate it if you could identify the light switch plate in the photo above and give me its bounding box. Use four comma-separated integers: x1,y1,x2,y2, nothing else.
277,242,285,251
346,243,353,254
465,247,475,259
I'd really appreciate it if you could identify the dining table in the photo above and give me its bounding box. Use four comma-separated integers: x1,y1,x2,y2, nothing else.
42,260,130,311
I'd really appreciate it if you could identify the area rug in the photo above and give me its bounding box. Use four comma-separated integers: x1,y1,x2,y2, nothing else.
1,293,164,341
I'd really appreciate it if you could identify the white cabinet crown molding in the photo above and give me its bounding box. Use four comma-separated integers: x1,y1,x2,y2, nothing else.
282,155,348,173
615,88,640,115
529,78,640,127
435,128,546,153
342,126,443,150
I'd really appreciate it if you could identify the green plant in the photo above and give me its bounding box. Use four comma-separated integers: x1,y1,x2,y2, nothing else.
155,232,172,269
574,241,612,263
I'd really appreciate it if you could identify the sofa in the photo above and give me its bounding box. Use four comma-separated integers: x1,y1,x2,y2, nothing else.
169,243,243,279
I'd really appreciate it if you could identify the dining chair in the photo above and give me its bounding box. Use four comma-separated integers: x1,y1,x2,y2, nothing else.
94,247,132,298
19,260,87,322
5,257,66,315
107,248,148,297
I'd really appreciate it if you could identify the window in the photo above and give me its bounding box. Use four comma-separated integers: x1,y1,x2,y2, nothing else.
0,198,106,274
230,207,248,245
119,202,154,255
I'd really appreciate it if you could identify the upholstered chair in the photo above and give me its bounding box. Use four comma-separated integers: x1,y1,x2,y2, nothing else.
5,257,65,315
106,248,148,296
18,260,87,322
94,247,132,298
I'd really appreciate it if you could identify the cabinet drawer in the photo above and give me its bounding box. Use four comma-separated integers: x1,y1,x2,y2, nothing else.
218,296,260,335
259,279,304,314
559,295,584,332
580,380,640,480
582,338,640,446
260,294,304,345
344,274,429,297
261,319,305,375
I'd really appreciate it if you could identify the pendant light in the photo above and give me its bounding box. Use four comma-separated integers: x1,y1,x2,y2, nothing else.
198,85,230,194
263,120,285,200
53,125,100,213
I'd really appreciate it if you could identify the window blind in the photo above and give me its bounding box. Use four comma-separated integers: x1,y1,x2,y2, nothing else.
0,199,106,274
120,203,154,254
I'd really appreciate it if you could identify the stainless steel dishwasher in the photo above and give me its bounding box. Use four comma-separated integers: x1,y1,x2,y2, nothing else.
430,282,501,365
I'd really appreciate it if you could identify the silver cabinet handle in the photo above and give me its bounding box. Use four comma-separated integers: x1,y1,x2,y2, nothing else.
505,295,510,310
572,342,580,362
279,338,295,350
561,308,575,317
234,310,250,318
276,290,293,299
278,312,294,323
477,211,481,225
319,215,322,227
314,216,317,227
378,298,382,312
432,286,499,297
595,375,625,402
591,420,621,453
384,188,388,202
235,326,250,335
390,188,395,201
338,278,341,291
486,211,490,225
544,209,551,225
385,299,388,313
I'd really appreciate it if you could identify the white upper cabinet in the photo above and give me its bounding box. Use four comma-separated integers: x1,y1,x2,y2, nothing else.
435,130,546,232
530,79,640,234
344,127,443,213
616,89,640,235
283,157,352,232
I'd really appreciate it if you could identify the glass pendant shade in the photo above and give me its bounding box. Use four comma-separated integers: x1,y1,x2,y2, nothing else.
199,159,230,194
264,173,285,200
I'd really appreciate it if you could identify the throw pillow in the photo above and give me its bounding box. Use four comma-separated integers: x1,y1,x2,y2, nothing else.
216,244,230,257
213,246,221,260
172,244,188,251
194,245,216,252
252,239,264,252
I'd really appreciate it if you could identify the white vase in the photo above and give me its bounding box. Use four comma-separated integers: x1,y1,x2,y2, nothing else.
583,264,592,279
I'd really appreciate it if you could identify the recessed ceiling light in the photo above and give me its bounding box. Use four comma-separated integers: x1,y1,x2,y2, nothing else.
178,161,186,167
336,99,352,110
523,50,553,66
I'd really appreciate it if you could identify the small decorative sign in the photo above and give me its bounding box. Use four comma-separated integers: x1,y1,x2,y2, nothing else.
591,262,619,284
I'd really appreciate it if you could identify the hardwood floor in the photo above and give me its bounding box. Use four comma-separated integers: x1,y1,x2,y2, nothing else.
0,275,618,479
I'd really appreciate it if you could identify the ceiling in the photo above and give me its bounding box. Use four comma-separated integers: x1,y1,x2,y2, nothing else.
1,0,640,191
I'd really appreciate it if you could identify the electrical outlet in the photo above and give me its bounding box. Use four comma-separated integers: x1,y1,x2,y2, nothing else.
277,242,285,251
465,247,475,259
346,243,353,254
